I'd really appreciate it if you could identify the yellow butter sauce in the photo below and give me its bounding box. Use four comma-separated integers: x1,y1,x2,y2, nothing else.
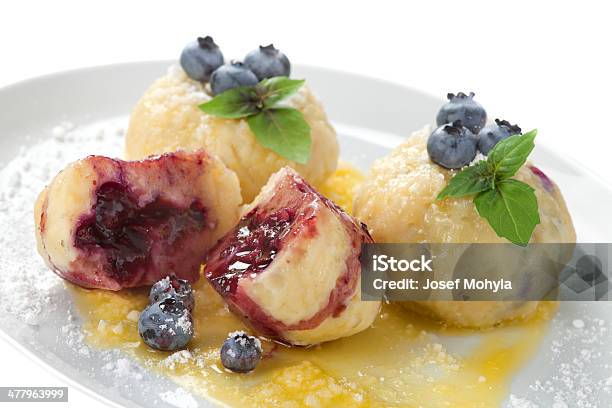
70,163,556,407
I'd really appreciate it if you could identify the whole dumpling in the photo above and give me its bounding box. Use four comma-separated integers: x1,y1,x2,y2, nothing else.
353,126,576,328
125,66,339,202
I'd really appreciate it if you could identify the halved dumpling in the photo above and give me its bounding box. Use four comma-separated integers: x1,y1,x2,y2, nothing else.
205,167,380,345
35,151,241,290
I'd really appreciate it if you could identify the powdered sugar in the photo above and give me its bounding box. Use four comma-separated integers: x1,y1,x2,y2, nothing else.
159,387,198,408
160,350,193,370
104,357,144,381
509,308,612,407
227,330,262,351
508,394,539,408
227,330,246,338
0,120,123,327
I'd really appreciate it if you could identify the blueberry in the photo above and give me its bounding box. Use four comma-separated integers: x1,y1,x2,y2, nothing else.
138,298,193,351
244,44,291,80
210,62,259,95
220,331,262,373
427,120,478,169
478,119,522,155
436,92,487,134
149,276,195,312
180,36,224,82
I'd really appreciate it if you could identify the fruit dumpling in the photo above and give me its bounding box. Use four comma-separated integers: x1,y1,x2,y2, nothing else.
34,151,241,290
353,126,576,328
125,65,339,202
205,167,380,346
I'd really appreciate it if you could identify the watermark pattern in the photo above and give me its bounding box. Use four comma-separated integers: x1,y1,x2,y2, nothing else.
0,387,68,402
361,243,610,301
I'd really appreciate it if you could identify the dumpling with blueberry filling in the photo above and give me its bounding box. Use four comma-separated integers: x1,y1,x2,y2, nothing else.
34,151,241,290
205,167,380,346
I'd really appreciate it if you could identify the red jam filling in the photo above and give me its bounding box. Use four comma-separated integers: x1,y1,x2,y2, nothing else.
75,182,207,283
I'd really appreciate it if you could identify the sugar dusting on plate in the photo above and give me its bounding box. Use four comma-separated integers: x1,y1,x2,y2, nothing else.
509,313,612,408
0,121,123,326
159,387,198,408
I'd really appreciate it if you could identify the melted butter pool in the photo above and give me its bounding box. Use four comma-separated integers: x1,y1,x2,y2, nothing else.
70,163,557,407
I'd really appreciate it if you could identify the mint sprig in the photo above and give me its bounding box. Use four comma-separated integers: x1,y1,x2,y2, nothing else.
199,77,311,164
437,130,540,246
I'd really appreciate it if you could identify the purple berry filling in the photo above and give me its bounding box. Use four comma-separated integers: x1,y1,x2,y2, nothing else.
75,182,207,283
209,207,296,295
529,165,554,192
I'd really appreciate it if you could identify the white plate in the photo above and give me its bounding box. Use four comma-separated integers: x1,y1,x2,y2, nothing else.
0,62,611,407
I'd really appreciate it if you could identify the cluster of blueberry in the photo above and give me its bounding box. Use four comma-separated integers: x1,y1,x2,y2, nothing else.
428,92,522,169
180,36,291,95
138,276,195,351
138,276,262,373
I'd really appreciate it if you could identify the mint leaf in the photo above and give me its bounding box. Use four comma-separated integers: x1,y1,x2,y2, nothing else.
258,77,305,108
474,179,540,246
437,161,492,200
199,86,261,119
488,130,537,180
247,108,311,164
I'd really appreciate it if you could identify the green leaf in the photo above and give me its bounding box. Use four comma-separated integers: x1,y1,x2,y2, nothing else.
488,129,537,180
437,161,492,200
247,108,312,164
257,77,305,108
199,86,261,119
474,179,541,246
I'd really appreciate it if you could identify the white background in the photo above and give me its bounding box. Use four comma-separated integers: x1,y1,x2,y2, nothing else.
0,0,611,406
